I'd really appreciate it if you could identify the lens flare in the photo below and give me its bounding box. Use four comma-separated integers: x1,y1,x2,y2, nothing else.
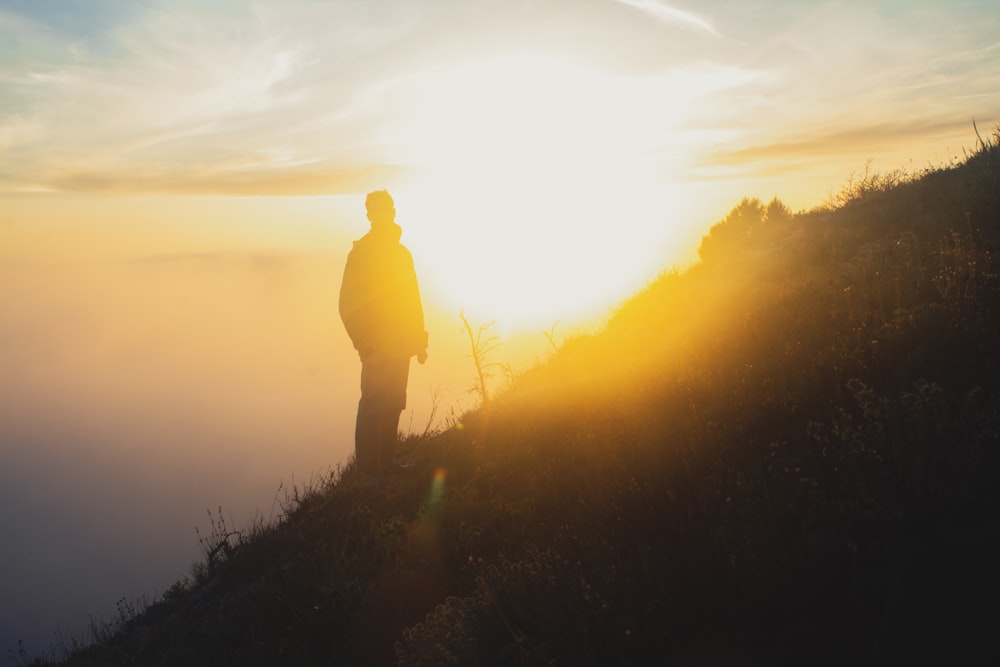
426,467,447,518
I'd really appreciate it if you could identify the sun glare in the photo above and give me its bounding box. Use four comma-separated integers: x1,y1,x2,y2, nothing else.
394,55,696,333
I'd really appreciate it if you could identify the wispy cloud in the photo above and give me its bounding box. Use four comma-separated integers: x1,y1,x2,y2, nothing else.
614,0,720,36
42,162,417,196
0,2,429,195
701,118,985,175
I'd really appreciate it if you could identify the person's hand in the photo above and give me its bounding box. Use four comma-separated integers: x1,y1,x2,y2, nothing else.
417,349,428,365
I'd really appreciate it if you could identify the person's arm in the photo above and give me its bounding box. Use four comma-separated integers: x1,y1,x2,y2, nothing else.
402,249,428,364
339,250,373,359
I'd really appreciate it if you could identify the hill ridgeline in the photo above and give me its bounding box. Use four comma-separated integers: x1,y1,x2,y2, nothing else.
35,132,1000,666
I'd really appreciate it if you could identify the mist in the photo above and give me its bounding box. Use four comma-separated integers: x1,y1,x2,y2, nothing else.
0,246,484,656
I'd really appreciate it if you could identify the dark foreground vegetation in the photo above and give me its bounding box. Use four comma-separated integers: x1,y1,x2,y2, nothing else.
28,132,1000,665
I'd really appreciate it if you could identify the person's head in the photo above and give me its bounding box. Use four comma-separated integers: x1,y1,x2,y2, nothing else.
365,189,396,227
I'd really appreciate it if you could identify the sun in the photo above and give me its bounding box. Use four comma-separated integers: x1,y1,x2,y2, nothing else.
393,55,694,333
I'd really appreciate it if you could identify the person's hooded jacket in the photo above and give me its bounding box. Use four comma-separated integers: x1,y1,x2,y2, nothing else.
339,221,428,360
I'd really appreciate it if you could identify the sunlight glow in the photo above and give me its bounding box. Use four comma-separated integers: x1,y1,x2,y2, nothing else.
394,56,734,331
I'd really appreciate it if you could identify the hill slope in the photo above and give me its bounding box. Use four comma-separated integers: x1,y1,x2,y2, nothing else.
42,135,999,666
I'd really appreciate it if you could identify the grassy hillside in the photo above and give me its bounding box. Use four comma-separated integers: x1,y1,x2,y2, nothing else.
32,132,1000,666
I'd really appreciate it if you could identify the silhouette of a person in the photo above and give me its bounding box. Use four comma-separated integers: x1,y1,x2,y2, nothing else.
340,190,428,482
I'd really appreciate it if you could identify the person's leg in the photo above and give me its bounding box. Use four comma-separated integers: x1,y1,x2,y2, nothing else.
356,362,381,477
378,357,410,473
377,408,402,473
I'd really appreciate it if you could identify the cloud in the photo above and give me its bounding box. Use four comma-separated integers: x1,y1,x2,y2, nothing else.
701,117,986,171
38,162,418,196
0,1,433,195
614,0,720,36
3,0,998,200
5,0,702,196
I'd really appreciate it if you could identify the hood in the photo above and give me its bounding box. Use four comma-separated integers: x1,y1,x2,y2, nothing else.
355,221,403,247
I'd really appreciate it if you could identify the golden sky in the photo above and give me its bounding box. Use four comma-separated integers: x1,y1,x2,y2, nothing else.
2,0,999,326
2,1,997,195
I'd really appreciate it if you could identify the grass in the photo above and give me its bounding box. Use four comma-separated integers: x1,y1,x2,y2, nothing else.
24,129,1000,665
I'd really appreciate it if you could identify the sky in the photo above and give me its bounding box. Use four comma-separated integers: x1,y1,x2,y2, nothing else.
1,0,999,657
4,0,999,309
3,0,999,322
